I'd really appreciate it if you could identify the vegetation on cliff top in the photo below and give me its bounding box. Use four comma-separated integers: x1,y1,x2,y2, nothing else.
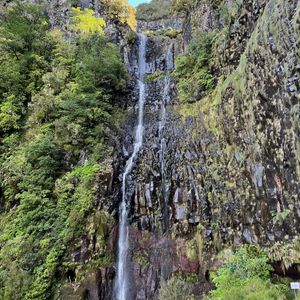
71,0,137,30
104,0,137,30
0,3,126,299
137,0,171,21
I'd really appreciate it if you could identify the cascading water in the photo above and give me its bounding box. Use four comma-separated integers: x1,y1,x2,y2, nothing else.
159,44,174,233
115,33,147,300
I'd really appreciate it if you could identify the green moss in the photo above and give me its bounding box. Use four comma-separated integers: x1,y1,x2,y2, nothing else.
144,28,182,38
125,30,137,44
184,226,205,265
216,248,234,264
133,250,150,267
186,239,198,261
145,70,164,83
171,0,194,13
272,209,291,226
158,274,195,300
173,272,198,283
176,94,220,136
159,28,182,38
266,238,300,270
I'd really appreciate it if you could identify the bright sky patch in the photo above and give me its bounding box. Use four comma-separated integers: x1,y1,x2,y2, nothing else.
129,0,150,7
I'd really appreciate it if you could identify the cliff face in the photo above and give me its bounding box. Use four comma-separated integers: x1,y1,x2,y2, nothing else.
185,0,300,249
109,0,300,298
207,0,300,248
59,0,300,298
2,0,299,299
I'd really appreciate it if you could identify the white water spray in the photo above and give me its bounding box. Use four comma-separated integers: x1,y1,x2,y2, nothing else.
115,33,147,300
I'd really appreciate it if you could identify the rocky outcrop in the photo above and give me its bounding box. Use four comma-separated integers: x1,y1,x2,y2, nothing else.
180,0,221,44
49,0,300,298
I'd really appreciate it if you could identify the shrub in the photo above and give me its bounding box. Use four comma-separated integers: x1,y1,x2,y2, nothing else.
103,0,137,30
174,30,217,102
158,276,194,300
209,246,292,300
171,0,193,13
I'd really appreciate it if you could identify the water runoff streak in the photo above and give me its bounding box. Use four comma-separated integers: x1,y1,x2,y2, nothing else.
115,33,147,300
159,43,173,233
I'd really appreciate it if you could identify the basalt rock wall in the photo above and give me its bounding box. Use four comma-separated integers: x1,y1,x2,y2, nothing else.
112,0,300,298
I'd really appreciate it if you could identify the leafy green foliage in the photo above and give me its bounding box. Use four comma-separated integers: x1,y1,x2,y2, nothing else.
145,70,164,83
210,277,289,300
137,0,171,21
171,0,193,13
171,0,222,13
71,7,106,35
0,3,126,299
158,275,195,300
174,30,216,102
0,3,52,141
266,238,300,271
144,28,182,38
103,0,137,30
209,246,292,300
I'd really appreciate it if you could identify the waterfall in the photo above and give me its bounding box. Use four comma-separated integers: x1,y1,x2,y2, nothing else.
159,44,173,233
159,44,173,136
115,33,147,300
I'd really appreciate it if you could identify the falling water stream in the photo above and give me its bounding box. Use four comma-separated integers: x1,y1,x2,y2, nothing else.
115,33,147,300
159,44,173,233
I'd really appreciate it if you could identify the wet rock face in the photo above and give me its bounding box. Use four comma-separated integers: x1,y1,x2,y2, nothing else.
129,228,200,300
112,0,300,298
114,30,203,298
213,0,300,245
181,0,221,44
217,0,268,76
60,268,115,300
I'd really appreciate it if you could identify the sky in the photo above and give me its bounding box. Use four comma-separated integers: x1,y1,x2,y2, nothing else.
129,0,150,7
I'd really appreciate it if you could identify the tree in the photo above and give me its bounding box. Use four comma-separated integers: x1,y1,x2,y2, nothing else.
158,276,194,300
0,3,127,299
103,0,137,30
71,7,106,35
